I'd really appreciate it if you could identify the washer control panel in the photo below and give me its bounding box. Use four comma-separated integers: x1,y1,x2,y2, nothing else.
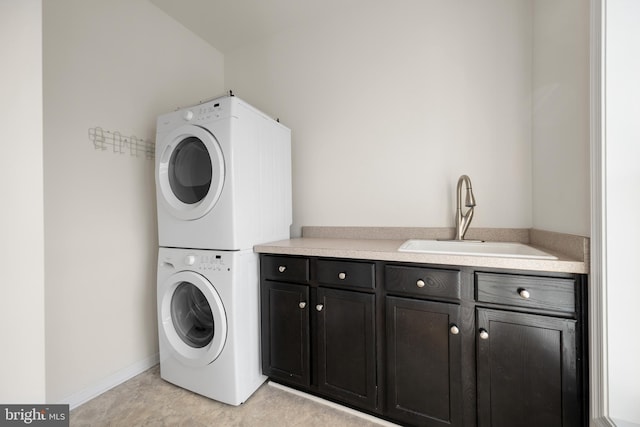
184,253,227,272
158,248,234,274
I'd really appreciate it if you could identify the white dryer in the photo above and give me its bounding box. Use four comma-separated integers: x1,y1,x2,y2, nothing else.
157,247,266,405
155,96,292,250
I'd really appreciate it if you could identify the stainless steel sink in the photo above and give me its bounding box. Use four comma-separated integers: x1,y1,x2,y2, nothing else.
398,239,558,260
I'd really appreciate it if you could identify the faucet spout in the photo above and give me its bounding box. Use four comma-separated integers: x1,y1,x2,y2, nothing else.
455,175,476,240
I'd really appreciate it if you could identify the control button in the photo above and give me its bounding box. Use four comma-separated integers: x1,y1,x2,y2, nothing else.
183,110,194,121
184,255,196,266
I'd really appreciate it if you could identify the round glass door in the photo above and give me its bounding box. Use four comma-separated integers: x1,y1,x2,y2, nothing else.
157,125,225,220
171,282,214,348
168,138,212,205
160,271,227,367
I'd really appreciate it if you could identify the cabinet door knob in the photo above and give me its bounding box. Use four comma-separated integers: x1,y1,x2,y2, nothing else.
416,279,426,288
338,272,347,280
518,288,530,299
299,302,306,309
316,304,324,312
278,265,287,273
479,329,489,340
450,325,460,335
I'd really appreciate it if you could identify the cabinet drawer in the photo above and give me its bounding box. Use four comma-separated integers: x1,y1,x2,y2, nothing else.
262,255,310,283
385,265,461,301
475,272,575,313
317,259,375,290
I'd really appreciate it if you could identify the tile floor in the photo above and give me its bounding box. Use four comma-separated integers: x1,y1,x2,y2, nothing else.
70,365,386,427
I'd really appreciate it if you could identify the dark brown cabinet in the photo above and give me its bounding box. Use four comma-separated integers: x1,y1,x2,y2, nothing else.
259,255,587,427
260,255,378,412
261,281,310,387
386,296,462,427
316,287,377,409
476,309,579,427
475,271,585,427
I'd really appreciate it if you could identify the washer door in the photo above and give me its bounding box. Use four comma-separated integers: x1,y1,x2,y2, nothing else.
157,125,225,220
159,271,227,367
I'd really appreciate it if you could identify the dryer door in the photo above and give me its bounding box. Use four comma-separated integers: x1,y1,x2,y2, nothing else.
159,271,227,367
157,125,225,220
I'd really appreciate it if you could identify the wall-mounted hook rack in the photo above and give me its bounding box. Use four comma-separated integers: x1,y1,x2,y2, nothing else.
88,127,155,160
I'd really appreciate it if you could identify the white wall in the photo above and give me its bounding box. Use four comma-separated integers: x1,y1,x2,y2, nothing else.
604,0,640,424
0,0,46,403
532,0,590,237
225,0,534,237
43,0,224,404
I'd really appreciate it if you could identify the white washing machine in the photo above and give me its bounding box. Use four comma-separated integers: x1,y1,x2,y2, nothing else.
155,95,292,250
157,247,266,405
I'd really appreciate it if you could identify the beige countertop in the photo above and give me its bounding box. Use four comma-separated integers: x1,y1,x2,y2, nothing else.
254,228,590,274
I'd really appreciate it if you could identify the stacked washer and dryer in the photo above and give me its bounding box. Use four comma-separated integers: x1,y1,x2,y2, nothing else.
154,95,291,405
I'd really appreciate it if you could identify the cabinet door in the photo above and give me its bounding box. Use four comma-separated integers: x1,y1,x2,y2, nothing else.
386,296,462,427
316,287,377,410
261,282,310,387
476,309,579,427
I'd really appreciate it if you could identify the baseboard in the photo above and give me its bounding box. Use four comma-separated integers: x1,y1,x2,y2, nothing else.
61,353,159,410
609,418,640,427
589,416,615,427
267,381,399,426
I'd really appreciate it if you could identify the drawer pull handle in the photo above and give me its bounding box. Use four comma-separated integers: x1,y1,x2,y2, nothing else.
518,288,531,299
338,272,347,280
299,302,306,309
316,304,324,312
450,325,460,335
416,279,426,288
278,265,287,273
479,329,489,340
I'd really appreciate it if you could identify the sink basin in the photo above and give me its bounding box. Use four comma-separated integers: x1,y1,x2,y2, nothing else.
398,239,558,260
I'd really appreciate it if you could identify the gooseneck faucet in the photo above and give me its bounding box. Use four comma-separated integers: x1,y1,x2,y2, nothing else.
455,175,476,240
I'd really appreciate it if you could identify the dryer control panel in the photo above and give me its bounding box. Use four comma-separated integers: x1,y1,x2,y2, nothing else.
156,97,233,134
188,102,226,123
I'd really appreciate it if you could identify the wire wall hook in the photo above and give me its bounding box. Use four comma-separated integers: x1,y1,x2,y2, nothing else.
88,127,155,159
